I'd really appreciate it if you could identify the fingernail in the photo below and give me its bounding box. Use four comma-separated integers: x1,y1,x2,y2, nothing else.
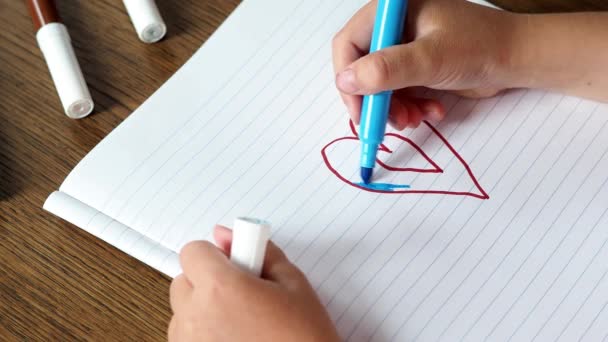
336,69,359,94
425,110,443,122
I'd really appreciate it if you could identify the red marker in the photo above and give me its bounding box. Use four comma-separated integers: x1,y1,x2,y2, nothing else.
26,0,94,119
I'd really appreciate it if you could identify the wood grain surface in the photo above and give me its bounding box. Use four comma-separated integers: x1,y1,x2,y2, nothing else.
1,0,607,340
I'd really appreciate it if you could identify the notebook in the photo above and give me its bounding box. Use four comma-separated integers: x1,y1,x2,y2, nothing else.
44,0,608,340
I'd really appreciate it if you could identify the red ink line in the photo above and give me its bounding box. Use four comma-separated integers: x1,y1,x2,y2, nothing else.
378,133,443,173
321,120,490,199
422,121,490,199
349,120,358,137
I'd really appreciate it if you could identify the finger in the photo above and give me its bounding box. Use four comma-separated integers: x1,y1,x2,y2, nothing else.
412,97,445,122
261,241,308,289
454,87,502,99
393,91,446,123
388,97,409,131
179,240,235,286
341,93,362,124
390,98,422,130
336,36,439,95
332,0,376,75
405,101,423,128
170,274,193,312
332,1,375,122
213,225,233,256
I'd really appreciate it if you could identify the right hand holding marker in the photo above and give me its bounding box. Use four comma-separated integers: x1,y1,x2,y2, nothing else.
333,0,517,129
169,225,339,342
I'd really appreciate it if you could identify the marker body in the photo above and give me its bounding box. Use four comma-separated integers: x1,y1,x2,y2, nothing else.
230,217,271,277
36,23,94,118
26,0,60,31
359,0,408,171
123,0,167,43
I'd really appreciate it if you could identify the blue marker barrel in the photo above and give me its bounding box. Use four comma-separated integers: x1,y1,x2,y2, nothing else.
359,0,408,182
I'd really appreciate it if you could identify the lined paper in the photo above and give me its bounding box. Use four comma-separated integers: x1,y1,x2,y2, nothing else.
44,0,608,340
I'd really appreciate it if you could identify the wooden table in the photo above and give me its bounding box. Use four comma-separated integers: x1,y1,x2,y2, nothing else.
1,0,607,340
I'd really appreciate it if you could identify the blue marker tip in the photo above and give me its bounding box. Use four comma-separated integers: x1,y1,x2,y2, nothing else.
361,167,373,184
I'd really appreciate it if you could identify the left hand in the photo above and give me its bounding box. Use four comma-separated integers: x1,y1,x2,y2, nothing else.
168,225,340,342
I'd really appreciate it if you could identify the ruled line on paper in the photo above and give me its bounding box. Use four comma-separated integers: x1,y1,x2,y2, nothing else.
168,81,339,248
383,97,574,342
121,18,347,232
131,0,363,251
507,205,608,342
321,97,485,323
445,103,600,340
366,96,572,342
48,1,608,339
226,119,356,248
98,0,310,212
248,122,353,222
399,97,574,340
330,92,535,337
249,89,448,238
299,92,504,289
477,115,608,341
285,90,445,262
281,93,500,261
124,19,347,253
457,115,606,342
529,211,608,341
398,92,546,340
294,90,452,269
121,0,351,228
304,96,458,279
154,98,349,267
352,94,548,341
214,102,346,224
578,298,608,342
153,65,333,244
268,92,457,248
310,96,474,297
171,75,337,246
555,267,608,341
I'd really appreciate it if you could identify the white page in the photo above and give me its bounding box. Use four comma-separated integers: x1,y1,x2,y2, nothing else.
45,0,608,341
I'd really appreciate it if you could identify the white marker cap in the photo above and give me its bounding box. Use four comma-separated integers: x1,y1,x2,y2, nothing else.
230,217,271,277
123,0,167,43
36,23,94,119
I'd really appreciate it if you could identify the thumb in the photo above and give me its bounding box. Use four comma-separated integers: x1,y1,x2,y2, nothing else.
336,36,439,95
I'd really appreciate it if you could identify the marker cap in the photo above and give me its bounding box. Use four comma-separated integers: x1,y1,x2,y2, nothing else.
230,217,271,277
36,23,94,119
123,0,167,43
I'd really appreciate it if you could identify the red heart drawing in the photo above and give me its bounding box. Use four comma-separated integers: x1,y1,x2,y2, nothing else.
321,120,489,199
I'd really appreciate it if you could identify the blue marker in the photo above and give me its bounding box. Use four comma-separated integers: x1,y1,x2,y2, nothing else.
359,0,408,184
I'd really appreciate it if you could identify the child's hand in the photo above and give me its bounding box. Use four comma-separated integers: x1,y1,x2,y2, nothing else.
333,0,517,129
334,0,608,129
168,226,339,342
